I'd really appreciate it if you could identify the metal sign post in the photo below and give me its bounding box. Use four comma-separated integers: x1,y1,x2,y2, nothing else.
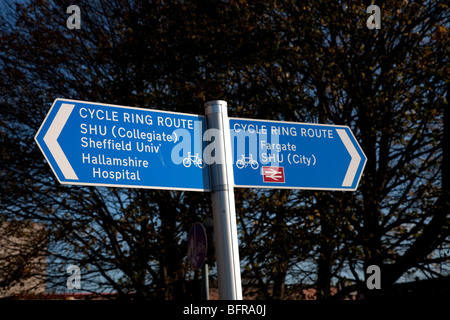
36,98,367,301
204,100,243,300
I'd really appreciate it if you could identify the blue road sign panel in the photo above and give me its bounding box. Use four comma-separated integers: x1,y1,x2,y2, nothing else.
230,118,367,191
35,98,210,191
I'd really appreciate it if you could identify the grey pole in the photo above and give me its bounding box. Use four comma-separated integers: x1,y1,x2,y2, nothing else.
204,100,242,300
202,263,209,300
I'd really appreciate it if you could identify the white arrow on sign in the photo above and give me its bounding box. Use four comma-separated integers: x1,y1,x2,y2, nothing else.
336,129,362,187
42,103,79,180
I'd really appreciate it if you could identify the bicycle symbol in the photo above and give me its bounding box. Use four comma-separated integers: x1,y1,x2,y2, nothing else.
183,152,205,169
236,154,259,170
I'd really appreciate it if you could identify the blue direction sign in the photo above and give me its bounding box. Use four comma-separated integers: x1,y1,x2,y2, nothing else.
35,98,210,191
230,118,366,191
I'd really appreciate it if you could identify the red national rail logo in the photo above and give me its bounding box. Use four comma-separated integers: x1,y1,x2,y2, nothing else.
262,166,285,183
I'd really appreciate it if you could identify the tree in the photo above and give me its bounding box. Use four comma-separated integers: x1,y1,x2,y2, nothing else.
0,0,295,298
277,0,449,298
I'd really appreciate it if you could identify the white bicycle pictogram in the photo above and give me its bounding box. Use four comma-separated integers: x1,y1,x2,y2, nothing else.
183,152,206,169
236,154,259,169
